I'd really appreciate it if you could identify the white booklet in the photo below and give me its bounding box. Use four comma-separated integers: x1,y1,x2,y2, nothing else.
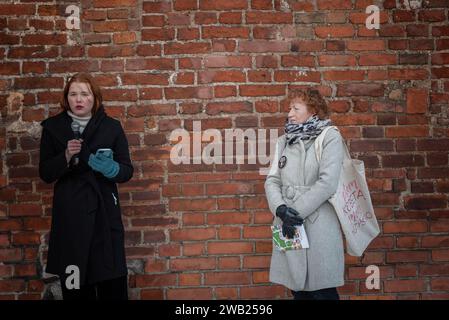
271,224,309,251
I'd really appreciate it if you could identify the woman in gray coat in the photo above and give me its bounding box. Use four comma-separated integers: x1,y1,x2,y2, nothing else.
265,88,345,300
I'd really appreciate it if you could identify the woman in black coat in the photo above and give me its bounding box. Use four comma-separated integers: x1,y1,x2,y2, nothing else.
39,73,133,300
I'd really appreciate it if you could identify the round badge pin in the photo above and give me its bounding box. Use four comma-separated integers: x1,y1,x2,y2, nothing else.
278,155,287,169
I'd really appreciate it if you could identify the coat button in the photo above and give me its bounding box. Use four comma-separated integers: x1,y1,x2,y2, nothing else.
285,186,295,199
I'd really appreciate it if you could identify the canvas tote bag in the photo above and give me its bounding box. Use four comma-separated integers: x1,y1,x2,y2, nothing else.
314,126,380,256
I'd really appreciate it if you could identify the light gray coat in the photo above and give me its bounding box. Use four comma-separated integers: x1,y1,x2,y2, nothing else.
265,127,345,291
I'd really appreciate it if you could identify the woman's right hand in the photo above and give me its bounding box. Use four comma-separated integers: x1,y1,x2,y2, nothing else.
65,139,83,163
276,205,304,225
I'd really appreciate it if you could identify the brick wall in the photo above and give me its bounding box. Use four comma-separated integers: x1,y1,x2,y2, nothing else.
1,0,449,300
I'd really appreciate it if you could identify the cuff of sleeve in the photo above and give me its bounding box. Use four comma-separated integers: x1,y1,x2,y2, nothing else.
78,143,92,165
57,151,72,174
270,199,286,217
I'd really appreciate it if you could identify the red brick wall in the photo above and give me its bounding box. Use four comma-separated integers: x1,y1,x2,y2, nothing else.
1,0,449,300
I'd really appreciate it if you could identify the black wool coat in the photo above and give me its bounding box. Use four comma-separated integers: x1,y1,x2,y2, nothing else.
39,106,133,286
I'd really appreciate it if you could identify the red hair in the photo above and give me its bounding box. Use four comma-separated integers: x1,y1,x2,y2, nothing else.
288,88,329,119
61,73,103,115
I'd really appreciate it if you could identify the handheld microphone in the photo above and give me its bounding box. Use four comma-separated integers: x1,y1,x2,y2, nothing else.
70,121,81,166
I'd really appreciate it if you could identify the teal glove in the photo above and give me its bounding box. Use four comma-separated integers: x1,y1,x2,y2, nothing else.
95,149,113,159
88,153,119,178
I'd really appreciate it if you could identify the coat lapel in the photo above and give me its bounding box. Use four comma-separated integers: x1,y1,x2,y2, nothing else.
40,111,74,147
81,106,106,143
41,107,107,149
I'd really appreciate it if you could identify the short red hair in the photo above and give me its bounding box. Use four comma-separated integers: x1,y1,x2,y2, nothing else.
61,73,103,115
288,88,329,119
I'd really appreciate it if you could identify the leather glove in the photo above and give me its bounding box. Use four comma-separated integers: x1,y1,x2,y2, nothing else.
276,205,304,225
275,205,304,239
281,224,297,239
88,153,119,178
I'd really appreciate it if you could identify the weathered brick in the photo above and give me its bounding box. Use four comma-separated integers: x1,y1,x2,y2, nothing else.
404,195,447,210
1,1,448,301
382,155,425,167
166,288,212,299
406,88,428,114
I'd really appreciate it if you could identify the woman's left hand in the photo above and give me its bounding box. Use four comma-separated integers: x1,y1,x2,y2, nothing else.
88,153,120,178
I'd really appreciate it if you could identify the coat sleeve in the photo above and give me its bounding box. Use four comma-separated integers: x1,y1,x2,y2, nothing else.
264,137,286,217
39,127,71,184
291,128,344,220
109,122,134,183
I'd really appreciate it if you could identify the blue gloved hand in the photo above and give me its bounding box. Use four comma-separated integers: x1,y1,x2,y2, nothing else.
95,149,113,159
88,153,119,178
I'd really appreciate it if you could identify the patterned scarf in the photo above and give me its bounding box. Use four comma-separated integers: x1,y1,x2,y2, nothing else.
285,114,332,145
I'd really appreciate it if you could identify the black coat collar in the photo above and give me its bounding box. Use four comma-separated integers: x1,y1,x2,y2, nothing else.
41,107,107,147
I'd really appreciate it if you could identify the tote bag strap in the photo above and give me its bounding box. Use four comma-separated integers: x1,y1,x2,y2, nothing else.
314,126,351,162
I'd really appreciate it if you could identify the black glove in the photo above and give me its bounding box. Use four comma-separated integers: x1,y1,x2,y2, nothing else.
276,205,304,225
275,205,304,239
281,224,297,239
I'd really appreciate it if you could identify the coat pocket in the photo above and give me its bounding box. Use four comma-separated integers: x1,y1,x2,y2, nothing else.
307,209,320,224
290,186,320,224
109,192,123,230
101,184,123,231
